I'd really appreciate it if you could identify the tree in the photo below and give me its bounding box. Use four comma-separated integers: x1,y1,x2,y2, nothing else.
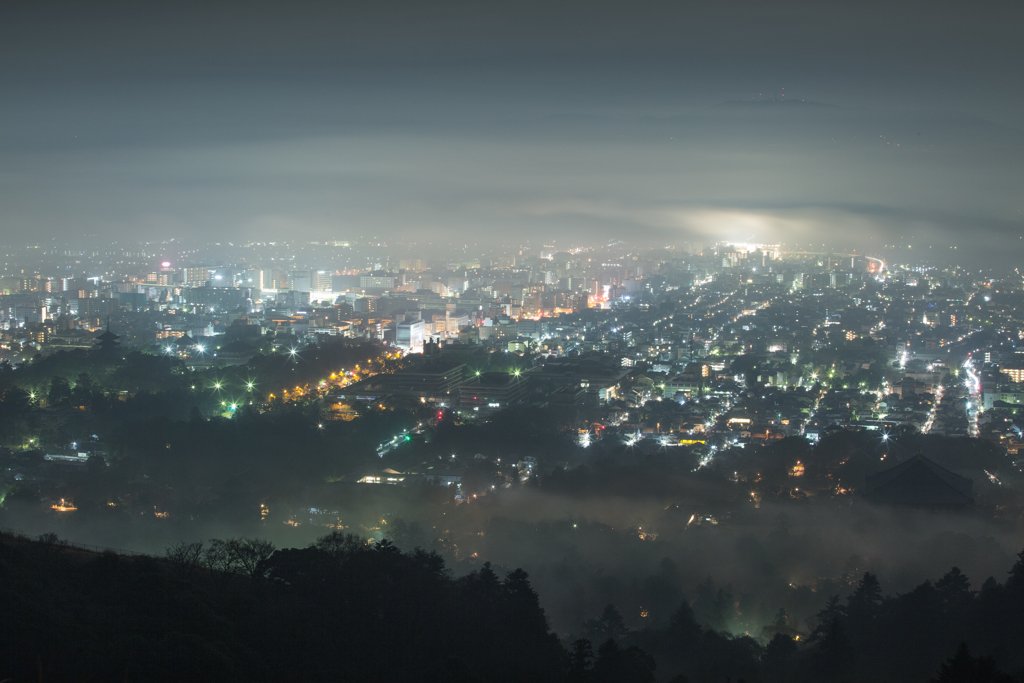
1005,547,1024,598
37,531,67,552
810,595,845,643
387,518,428,551
931,642,1013,683
814,614,851,681
204,539,237,574
166,540,204,577
47,376,72,407
0,386,32,417
503,567,547,633
936,567,973,612
937,567,971,599
846,572,882,636
462,561,501,605
640,571,682,626
584,604,629,643
692,577,719,630
228,538,276,579
668,601,702,646
567,639,595,683
312,530,367,560
762,633,798,682
71,372,94,406
710,586,734,633
592,639,656,683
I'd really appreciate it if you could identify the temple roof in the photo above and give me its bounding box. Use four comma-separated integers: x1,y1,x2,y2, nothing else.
864,453,973,507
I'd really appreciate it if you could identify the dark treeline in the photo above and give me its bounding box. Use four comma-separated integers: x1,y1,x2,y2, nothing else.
0,530,563,683
2,529,1024,682
0,339,396,429
610,555,1024,683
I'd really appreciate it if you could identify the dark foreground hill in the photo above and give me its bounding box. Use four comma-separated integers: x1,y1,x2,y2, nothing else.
3,530,1024,683
0,531,564,683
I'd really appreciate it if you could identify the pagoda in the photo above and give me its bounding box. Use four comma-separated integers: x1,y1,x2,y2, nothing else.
94,318,121,353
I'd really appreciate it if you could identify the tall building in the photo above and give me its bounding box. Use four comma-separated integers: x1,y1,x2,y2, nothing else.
396,318,425,353
360,275,396,290
447,277,468,294
311,270,333,291
399,259,427,271
289,272,312,292
999,364,1024,384
182,266,213,286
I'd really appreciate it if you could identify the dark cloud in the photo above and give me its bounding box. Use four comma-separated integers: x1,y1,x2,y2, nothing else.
0,0,1021,255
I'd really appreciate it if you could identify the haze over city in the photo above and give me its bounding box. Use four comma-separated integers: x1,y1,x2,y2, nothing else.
2,0,1022,262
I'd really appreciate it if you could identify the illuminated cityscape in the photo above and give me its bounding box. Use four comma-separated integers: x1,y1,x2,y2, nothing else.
2,0,1024,680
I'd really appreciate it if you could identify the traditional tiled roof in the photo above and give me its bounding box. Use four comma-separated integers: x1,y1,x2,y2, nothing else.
864,453,973,507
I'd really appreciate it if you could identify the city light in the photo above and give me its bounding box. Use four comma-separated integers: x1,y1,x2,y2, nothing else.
0,8,1016,679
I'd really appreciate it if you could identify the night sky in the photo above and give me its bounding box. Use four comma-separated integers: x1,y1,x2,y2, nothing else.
1,0,1022,259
